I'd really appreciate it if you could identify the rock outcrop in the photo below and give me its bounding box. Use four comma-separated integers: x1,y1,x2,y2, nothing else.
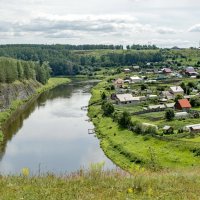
0,80,41,111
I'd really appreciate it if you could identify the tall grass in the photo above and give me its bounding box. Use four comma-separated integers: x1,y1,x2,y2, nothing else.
1,166,200,199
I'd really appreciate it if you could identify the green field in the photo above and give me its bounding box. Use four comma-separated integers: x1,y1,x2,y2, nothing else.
88,81,200,171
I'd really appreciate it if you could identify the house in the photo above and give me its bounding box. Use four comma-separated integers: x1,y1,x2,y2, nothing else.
116,94,139,104
165,103,175,109
169,86,184,96
185,67,199,77
148,95,158,100
132,65,140,71
184,95,195,100
114,78,124,88
162,68,172,75
124,68,131,73
163,126,174,134
175,99,192,111
185,124,200,133
161,91,174,100
148,104,166,111
130,76,142,83
160,98,168,103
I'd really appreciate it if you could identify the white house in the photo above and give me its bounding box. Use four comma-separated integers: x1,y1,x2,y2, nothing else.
116,94,140,104
170,86,184,96
130,76,142,83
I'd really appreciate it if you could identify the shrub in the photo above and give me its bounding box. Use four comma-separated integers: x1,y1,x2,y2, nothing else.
118,111,132,128
101,101,114,116
165,108,175,121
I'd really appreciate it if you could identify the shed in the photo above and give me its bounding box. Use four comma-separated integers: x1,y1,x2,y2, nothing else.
165,103,175,109
175,99,192,111
124,68,131,73
185,124,200,133
163,126,174,134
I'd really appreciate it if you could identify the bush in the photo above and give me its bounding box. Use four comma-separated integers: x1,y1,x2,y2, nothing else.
118,111,132,128
190,97,200,107
101,101,114,116
165,108,175,121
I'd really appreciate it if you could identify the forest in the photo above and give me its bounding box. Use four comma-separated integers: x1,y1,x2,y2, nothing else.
0,57,50,84
0,44,163,76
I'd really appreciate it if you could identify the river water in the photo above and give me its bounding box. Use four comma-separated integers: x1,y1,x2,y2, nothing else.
0,80,114,175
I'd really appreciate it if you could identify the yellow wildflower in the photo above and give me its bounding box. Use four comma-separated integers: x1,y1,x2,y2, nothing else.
127,188,134,193
147,187,153,196
21,168,30,177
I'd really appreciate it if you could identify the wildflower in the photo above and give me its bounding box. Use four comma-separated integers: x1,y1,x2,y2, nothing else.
21,168,30,177
147,187,153,196
127,188,134,193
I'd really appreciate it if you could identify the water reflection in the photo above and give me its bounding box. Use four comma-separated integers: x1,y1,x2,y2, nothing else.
0,81,114,175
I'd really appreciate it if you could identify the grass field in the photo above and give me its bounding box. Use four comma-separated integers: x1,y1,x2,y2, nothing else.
1,167,200,200
88,81,200,171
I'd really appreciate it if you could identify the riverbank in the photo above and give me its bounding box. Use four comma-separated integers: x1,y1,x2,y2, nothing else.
88,81,200,171
1,167,200,199
0,77,70,140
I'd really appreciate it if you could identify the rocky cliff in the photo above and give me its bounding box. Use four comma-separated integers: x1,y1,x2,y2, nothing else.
0,80,42,111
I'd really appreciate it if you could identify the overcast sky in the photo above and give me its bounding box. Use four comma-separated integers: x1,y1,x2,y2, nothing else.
0,0,200,47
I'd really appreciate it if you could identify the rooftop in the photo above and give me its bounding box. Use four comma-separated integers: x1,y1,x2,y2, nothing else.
170,86,184,93
177,99,192,108
116,94,137,102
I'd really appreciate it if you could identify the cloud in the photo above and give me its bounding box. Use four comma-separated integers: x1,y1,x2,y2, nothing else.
0,14,180,40
189,24,200,32
156,27,178,34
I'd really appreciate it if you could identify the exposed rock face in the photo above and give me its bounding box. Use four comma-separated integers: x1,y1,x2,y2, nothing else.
0,80,41,111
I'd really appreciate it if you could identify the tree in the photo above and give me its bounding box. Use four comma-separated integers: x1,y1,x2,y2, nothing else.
180,82,186,93
190,97,200,107
175,94,183,103
101,101,114,116
165,108,175,121
141,84,148,91
17,61,24,80
118,111,132,128
101,92,107,100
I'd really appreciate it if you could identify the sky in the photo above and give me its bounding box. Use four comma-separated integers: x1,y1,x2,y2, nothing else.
0,0,200,47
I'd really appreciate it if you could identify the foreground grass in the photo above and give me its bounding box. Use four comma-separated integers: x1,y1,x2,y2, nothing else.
1,168,200,200
0,77,70,138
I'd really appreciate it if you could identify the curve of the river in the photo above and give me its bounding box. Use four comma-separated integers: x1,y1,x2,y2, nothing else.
0,80,115,175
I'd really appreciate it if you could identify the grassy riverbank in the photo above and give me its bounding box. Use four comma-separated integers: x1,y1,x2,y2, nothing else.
88,81,200,171
0,77,70,139
1,167,200,199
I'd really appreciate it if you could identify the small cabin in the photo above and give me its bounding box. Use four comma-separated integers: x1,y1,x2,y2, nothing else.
163,126,174,134
175,99,192,111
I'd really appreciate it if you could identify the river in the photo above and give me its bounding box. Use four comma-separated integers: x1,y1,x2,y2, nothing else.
0,80,115,175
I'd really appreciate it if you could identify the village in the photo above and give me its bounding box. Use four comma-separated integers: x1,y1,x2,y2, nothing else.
109,65,200,136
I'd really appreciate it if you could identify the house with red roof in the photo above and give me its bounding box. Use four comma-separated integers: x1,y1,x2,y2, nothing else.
175,99,192,111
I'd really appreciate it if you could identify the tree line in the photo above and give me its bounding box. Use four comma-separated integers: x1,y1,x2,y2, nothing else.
126,44,158,50
0,44,163,76
0,57,51,84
